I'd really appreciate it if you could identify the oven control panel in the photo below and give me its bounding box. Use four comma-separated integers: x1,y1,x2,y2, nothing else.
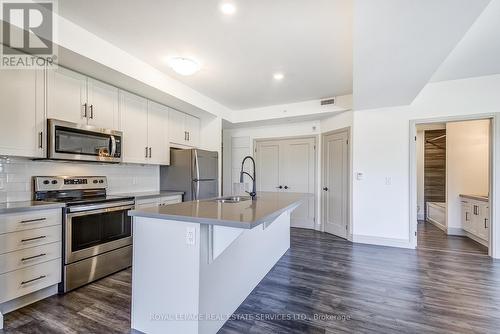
34,176,107,191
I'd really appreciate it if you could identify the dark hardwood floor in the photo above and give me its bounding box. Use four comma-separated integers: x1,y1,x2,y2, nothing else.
3,228,500,334
418,220,488,255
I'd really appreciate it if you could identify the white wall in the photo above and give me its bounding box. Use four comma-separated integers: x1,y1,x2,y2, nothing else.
446,119,490,230
0,157,159,202
352,74,500,250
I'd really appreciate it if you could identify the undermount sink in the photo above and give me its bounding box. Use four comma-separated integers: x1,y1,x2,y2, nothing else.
213,196,252,203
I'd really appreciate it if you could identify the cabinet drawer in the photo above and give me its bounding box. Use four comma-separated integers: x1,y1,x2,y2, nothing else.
0,242,61,275
159,196,182,206
0,209,62,235
0,258,61,304
0,225,62,255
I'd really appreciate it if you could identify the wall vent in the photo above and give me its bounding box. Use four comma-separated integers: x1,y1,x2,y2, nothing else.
320,98,335,106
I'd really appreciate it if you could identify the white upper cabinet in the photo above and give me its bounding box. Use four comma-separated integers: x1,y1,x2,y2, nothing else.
87,78,119,129
47,67,87,124
185,114,200,147
169,108,200,147
0,69,45,158
147,101,170,165
168,108,187,145
47,67,118,129
120,91,149,164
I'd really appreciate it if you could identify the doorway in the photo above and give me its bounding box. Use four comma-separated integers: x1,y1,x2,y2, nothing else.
255,136,316,229
321,128,350,239
413,118,492,255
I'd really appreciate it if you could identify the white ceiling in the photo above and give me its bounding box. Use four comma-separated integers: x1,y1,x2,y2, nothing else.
431,0,500,82
58,0,353,111
353,0,491,110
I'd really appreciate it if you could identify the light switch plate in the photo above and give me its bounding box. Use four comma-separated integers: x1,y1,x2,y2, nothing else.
355,172,364,180
186,226,196,245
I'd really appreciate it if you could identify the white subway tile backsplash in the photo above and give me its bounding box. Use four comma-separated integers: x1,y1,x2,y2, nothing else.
0,157,160,202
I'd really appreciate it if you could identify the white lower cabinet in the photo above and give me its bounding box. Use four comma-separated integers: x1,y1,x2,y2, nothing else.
0,209,62,306
135,195,182,209
461,198,489,246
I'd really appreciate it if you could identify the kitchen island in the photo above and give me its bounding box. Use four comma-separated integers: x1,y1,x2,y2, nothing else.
128,192,307,334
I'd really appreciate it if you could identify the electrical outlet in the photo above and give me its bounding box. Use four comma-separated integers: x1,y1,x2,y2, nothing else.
385,177,392,185
186,226,196,245
356,172,364,180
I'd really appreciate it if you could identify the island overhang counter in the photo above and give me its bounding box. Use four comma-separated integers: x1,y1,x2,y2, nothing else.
128,192,308,334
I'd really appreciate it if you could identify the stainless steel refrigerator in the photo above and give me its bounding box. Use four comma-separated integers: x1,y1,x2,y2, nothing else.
160,149,219,201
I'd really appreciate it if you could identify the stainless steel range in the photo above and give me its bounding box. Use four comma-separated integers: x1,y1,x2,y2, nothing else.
34,176,134,293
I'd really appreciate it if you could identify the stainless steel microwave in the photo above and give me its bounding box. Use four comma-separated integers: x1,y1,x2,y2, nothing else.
48,119,123,163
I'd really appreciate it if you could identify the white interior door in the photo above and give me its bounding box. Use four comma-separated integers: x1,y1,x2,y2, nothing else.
281,138,316,229
256,137,316,229
322,130,349,238
255,141,281,192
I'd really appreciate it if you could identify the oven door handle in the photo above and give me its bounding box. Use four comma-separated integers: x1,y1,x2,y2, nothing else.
110,135,117,157
67,202,135,215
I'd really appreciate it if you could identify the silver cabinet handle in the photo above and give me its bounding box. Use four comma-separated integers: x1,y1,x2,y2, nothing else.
20,217,46,224
485,218,488,228
284,186,289,189
89,104,94,119
277,186,283,189
21,253,47,262
465,212,469,221
21,235,47,243
149,147,152,158
38,131,43,149
187,132,190,141
184,131,188,141
323,187,329,191
145,147,148,158
21,275,46,285
82,103,88,118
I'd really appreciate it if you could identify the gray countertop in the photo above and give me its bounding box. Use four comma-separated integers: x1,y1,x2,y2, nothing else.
129,192,309,229
110,190,184,201
0,201,65,214
459,194,489,202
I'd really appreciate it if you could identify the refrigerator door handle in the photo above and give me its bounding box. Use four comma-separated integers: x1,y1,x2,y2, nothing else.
193,150,200,200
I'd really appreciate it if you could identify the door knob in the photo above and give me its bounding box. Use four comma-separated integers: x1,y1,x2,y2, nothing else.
323,187,328,191
284,186,289,189
277,186,283,189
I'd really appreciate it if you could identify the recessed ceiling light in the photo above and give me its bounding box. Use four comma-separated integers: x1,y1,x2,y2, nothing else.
273,73,284,81
167,57,201,76
220,2,236,15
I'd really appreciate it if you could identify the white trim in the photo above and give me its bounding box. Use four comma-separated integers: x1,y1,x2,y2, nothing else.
447,227,466,236
427,218,447,232
353,234,412,249
409,113,500,259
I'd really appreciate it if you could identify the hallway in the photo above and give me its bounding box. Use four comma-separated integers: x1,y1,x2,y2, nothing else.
417,220,488,255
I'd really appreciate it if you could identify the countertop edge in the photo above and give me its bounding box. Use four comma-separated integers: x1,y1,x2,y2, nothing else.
0,202,66,214
129,196,306,229
459,194,489,202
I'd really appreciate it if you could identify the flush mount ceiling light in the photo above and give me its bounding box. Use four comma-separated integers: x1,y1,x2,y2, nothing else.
220,2,236,15
167,57,201,76
273,73,285,81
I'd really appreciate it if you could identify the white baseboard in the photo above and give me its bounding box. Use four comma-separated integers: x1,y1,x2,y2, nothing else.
353,234,412,249
447,227,466,236
427,218,446,232
0,284,58,315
